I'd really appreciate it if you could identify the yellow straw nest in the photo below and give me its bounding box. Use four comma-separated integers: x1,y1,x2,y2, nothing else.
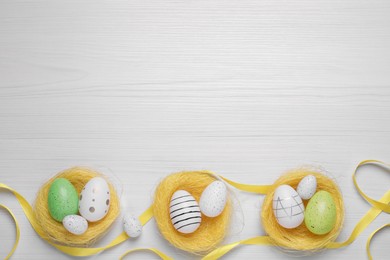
153,171,232,255
33,167,120,247
261,168,344,252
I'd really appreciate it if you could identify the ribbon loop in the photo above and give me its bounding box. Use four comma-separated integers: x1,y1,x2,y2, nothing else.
0,204,20,260
120,248,173,260
366,224,389,260
353,160,390,213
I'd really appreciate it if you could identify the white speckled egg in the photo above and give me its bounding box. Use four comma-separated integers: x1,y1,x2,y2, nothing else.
170,190,201,234
123,214,142,238
273,184,304,229
63,215,88,235
79,177,111,222
297,175,317,200
199,181,227,217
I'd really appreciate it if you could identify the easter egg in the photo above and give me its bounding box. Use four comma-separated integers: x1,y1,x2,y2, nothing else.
305,190,337,235
170,190,201,234
48,178,79,222
297,175,317,200
123,214,142,238
272,184,304,229
63,215,88,235
199,181,227,217
79,177,111,222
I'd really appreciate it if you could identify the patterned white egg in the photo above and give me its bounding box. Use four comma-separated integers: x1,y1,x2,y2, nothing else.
273,184,304,229
297,175,317,200
123,214,142,238
63,215,88,235
170,190,201,234
199,181,227,217
79,177,111,222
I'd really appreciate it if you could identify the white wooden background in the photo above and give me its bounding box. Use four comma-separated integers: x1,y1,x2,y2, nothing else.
0,0,389,259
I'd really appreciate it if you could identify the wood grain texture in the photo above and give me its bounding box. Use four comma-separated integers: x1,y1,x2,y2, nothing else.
0,0,389,259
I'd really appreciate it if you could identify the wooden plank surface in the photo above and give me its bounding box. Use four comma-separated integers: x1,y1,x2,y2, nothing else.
0,1,389,259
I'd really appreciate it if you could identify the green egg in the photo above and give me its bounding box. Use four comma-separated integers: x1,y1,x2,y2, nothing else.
304,190,337,235
47,178,79,222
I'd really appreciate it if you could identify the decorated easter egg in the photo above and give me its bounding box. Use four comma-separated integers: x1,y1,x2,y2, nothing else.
297,175,317,200
272,184,304,229
48,178,79,222
79,177,111,222
63,215,88,235
199,180,227,217
123,214,142,238
170,190,201,234
305,190,337,235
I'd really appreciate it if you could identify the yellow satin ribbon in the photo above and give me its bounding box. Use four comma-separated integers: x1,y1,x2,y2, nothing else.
218,175,272,194
353,160,390,213
120,248,174,260
1,160,388,259
366,224,389,260
0,204,20,260
202,236,272,260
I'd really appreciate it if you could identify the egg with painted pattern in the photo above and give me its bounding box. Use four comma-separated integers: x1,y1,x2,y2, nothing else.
123,214,142,238
297,175,317,200
170,190,201,234
304,190,337,235
79,177,110,222
272,185,305,229
63,215,88,235
199,181,227,217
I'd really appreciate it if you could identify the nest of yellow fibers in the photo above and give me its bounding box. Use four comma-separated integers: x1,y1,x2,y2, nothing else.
261,168,344,252
34,167,120,247
153,171,232,255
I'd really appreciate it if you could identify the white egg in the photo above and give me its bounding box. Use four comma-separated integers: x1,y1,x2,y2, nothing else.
170,190,201,234
199,181,227,217
123,214,142,238
272,184,304,229
63,215,88,235
79,177,111,222
297,175,317,200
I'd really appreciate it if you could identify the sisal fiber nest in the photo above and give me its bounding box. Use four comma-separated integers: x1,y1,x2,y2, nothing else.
261,168,344,252
33,167,120,247
153,171,232,255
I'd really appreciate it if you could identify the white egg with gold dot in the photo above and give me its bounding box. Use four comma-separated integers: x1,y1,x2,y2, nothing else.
79,177,110,222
